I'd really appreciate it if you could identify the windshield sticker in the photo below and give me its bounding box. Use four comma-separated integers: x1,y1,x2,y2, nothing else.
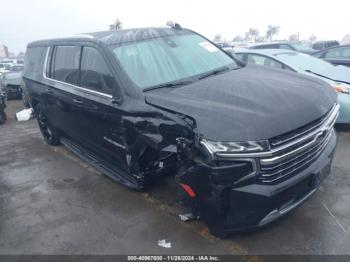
199,42,219,53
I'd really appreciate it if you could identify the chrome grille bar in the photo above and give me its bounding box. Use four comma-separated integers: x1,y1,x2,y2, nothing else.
259,130,333,183
257,104,338,184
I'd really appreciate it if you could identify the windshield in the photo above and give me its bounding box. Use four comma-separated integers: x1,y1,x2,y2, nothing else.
111,33,237,89
276,52,334,72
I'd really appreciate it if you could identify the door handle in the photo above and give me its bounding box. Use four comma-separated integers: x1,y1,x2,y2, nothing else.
47,88,53,94
72,98,84,104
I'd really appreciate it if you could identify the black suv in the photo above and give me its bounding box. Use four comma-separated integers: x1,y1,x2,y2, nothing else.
23,27,338,237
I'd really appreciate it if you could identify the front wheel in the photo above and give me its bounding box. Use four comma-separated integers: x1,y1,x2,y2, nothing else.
36,104,60,145
0,110,7,124
22,92,31,108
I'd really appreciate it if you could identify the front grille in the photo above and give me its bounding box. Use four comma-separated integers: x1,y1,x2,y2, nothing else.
258,105,338,184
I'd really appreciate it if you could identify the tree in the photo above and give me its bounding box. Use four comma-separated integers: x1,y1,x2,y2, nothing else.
244,31,251,42
265,25,280,41
213,34,222,42
248,28,259,42
109,19,123,31
232,35,244,42
309,34,317,42
343,34,350,42
255,36,265,43
244,28,259,42
289,34,299,41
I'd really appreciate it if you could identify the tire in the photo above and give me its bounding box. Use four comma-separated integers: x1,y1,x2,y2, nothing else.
36,104,60,145
0,110,7,124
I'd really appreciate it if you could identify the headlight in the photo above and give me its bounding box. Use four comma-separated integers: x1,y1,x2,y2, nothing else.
201,139,270,156
332,83,350,94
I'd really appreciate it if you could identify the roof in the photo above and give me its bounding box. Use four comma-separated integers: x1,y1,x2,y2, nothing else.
248,42,290,48
234,48,297,56
28,27,191,47
313,44,350,55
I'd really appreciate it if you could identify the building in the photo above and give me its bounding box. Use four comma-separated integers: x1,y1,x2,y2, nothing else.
0,44,10,58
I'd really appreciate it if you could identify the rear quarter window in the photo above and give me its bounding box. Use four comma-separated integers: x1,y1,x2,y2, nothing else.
23,46,47,80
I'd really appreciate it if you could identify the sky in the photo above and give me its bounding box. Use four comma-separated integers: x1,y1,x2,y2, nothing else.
0,0,349,54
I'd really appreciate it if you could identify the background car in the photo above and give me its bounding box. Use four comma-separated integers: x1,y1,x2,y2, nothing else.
214,42,235,51
312,45,350,67
249,41,317,54
312,40,339,50
0,70,23,99
0,92,7,124
234,49,350,123
0,63,11,73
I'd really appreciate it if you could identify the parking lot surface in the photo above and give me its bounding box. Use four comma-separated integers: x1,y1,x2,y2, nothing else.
1,100,350,255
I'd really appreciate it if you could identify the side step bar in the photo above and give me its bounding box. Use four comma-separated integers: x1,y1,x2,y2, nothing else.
60,138,141,190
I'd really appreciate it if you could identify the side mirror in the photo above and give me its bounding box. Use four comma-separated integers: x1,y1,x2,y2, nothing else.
225,51,234,58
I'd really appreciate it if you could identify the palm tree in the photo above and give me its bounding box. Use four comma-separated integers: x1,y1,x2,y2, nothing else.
309,34,317,42
289,34,299,41
213,34,222,42
109,19,123,31
232,35,244,42
343,34,350,42
248,28,259,42
266,25,280,41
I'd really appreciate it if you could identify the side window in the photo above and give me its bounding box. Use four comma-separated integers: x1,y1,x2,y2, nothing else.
246,54,283,69
254,45,276,49
23,46,47,80
80,46,115,95
234,53,244,61
51,46,80,85
279,44,293,50
313,43,320,50
324,48,350,59
265,44,279,49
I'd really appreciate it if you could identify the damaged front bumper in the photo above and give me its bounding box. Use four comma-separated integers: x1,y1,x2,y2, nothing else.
176,128,337,237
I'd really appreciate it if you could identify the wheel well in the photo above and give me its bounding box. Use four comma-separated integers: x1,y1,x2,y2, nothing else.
31,99,39,112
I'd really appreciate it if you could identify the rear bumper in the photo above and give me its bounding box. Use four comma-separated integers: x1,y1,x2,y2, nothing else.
177,129,336,237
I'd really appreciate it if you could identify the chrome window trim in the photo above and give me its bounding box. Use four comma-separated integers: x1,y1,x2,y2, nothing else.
42,46,113,99
201,103,339,159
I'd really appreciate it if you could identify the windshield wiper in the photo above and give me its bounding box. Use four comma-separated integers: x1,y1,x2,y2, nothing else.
305,69,335,81
198,66,232,80
143,80,193,92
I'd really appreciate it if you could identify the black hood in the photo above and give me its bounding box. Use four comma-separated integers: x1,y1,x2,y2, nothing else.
145,66,336,141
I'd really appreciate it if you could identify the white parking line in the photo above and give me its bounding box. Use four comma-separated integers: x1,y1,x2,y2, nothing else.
321,201,348,235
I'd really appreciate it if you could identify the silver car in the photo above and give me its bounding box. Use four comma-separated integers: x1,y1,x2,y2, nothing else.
234,49,350,123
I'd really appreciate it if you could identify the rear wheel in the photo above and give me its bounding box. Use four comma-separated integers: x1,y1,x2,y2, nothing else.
0,110,7,124
36,104,60,145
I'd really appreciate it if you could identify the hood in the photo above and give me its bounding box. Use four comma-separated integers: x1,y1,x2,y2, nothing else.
145,66,336,141
306,65,350,84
